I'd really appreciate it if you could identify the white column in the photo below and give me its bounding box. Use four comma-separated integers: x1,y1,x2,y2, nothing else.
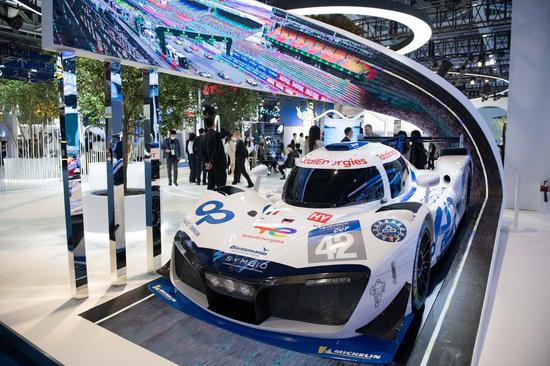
504,0,550,211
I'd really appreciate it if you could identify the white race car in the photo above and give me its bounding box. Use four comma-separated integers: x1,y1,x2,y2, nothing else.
154,141,472,364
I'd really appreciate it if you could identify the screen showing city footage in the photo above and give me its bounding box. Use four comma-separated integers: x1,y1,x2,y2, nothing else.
46,0,382,108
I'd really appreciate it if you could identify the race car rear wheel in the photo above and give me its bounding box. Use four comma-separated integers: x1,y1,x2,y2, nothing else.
412,222,432,313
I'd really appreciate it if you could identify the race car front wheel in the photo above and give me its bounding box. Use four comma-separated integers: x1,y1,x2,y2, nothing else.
412,222,432,313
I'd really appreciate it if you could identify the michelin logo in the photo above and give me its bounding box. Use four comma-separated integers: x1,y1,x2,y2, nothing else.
152,284,177,303
317,346,381,360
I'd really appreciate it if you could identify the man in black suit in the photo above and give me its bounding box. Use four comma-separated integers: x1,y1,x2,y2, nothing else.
202,116,227,190
193,128,207,185
232,133,254,188
341,127,353,142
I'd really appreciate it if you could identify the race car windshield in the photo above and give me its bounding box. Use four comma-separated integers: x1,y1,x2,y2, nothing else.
282,166,384,208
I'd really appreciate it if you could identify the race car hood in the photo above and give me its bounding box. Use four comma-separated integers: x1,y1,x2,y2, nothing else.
180,189,415,272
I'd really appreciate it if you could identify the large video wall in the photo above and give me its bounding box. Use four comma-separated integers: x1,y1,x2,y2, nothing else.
44,0,465,140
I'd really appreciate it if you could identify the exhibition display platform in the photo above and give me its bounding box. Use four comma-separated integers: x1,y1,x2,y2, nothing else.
76,204,477,366
3,168,547,365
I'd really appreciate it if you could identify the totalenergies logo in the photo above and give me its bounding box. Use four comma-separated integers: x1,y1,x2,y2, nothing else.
253,225,297,237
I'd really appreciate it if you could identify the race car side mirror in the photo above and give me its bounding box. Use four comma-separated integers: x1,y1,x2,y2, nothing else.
417,173,440,204
251,165,269,192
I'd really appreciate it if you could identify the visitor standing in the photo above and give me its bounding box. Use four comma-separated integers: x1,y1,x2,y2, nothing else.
308,125,324,152
228,134,236,175
341,127,353,142
278,144,298,179
409,130,428,169
298,132,305,148
162,129,181,186
364,124,379,137
202,116,227,190
290,133,297,148
232,133,254,188
186,133,196,183
303,136,310,155
396,131,411,160
193,128,207,186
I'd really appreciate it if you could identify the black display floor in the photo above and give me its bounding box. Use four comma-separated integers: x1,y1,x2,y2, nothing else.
80,207,479,366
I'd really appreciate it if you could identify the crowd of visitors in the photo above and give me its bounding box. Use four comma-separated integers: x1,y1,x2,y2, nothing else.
167,121,437,190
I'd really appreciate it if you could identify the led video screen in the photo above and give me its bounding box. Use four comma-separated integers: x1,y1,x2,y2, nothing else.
43,0,471,143
43,0,382,106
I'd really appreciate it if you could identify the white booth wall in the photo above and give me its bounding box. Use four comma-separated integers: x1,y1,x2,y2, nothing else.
504,0,550,211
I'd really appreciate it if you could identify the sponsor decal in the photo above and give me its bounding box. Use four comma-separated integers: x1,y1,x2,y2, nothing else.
307,221,366,263
152,284,177,302
435,197,456,253
307,212,333,224
195,200,235,225
229,244,270,257
254,225,297,237
242,233,286,244
300,157,368,168
371,219,407,242
317,346,381,361
281,218,294,224
376,150,398,161
182,215,200,236
369,279,386,308
213,251,270,273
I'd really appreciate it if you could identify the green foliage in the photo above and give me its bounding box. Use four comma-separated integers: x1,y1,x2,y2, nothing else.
158,73,201,136
121,65,144,132
76,57,105,125
0,79,58,125
310,14,364,36
203,85,258,131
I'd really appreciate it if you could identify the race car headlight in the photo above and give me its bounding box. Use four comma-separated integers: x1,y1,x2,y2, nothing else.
205,273,256,301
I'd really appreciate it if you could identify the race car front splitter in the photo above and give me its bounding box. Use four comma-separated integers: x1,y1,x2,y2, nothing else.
149,277,413,364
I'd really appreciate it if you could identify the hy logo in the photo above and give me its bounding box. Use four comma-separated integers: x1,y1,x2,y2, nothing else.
254,225,297,237
307,212,333,224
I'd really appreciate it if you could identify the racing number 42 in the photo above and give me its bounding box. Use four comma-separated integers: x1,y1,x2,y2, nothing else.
315,233,357,260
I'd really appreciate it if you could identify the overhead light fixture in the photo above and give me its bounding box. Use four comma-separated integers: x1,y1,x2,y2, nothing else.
469,78,475,85
282,1,432,54
477,54,485,67
447,71,509,101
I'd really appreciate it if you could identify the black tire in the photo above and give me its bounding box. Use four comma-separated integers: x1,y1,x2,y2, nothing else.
412,220,432,313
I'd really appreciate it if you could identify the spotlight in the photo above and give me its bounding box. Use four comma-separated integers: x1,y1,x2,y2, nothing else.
469,78,475,85
477,54,485,67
